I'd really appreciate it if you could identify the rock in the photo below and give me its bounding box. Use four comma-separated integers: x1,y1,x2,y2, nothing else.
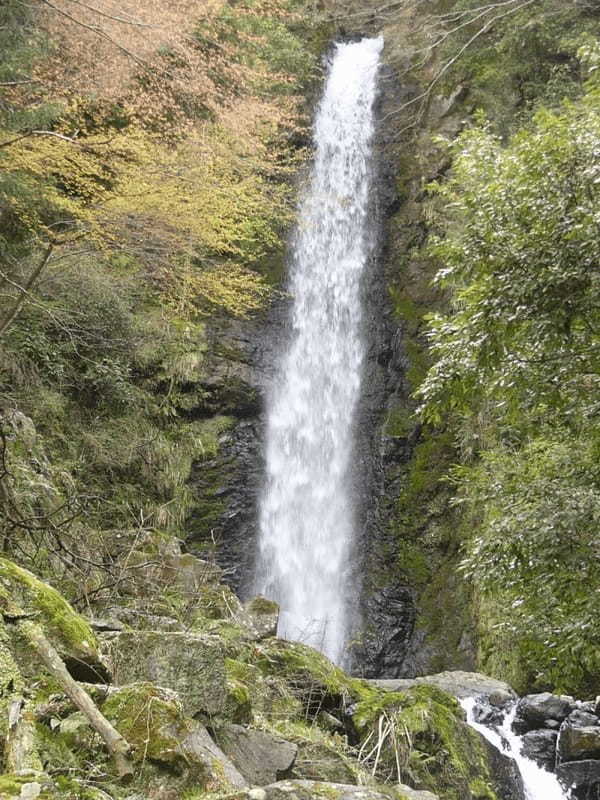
183,723,249,789
101,606,181,631
482,740,526,800
557,759,600,791
214,723,297,785
517,693,575,729
520,729,557,770
558,725,600,761
103,630,226,716
88,616,125,632
0,557,109,682
595,696,600,716
243,596,279,640
544,719,561,730
317,711,344,732
489,688,515,708
234,780,439,800
369,671,516,702
472,700,504,727
102,682,247,790
292,741,357,784
577,701,596,714
566,709,599,728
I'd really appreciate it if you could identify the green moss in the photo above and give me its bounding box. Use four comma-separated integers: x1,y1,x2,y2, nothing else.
0,774,55,799
0,558,99,661
224,656,303,723
102,682,192,765
353,685,498,800
245,596,279,615
383,405,415,439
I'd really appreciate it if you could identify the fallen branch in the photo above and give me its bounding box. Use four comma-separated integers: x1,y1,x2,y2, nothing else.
15,618,134,779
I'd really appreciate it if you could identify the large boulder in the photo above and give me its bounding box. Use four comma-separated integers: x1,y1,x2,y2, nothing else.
102,682,247,790
214,723,297,785
557,759,600,795
102,630,226,717
234,780,439,800
0,557,108,682
516,693,575,730
558,725,600,762
520,729,557,770
368,671,515,703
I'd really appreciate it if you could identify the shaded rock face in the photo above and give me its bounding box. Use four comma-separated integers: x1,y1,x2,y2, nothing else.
520,729,557,770
214,723,297,785
557,760,600,799
102,630,227,717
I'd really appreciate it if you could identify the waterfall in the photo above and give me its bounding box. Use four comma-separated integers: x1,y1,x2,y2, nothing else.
254,36,383,665
461,698,571,800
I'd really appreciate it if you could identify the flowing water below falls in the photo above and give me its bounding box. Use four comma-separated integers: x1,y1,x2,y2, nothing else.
461,698,570,800
254,37,383,665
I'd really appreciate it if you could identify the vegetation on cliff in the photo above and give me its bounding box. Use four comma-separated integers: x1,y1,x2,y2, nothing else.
407,0,600,694
0,0,320,606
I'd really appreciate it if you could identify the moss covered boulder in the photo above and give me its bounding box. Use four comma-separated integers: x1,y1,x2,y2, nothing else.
0,773,112,799
252,639,374,720
102,682,247,790
102,630,226,717
225,657,303,724
352,685,499,800
0,558,106,681
243,596,280,640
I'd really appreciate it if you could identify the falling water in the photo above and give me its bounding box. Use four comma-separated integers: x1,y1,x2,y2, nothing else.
254,37,383,665
461,698,571,800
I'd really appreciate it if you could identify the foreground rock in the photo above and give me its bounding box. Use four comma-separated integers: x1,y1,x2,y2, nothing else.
102,629,227,716
215,723,297,785
235,779,439,800
516,692,575,730
558,724,600,762
369,670,516,703
557,759,600,796
0,557,108,682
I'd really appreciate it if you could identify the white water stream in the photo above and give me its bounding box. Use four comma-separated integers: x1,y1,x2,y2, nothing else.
461,698,570,800
254,37,383,665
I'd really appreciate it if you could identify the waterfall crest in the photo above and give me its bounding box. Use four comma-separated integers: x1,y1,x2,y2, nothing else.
254,36,383,665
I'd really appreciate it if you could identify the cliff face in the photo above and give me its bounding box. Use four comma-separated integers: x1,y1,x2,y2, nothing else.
185,0,600,693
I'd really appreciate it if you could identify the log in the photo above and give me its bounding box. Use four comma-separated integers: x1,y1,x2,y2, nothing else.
17,620,134,779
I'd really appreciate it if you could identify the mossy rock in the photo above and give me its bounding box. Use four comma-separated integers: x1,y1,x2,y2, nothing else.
102,630,226,717
225,656,303,724
352,685,498,800
102,682,192,765
0,773,111,799
233,780,438,800
291,739,358,784
0,558,105,681
252,640,375,719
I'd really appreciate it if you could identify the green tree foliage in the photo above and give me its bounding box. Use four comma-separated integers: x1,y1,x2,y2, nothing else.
420,101,600,429
419,68,600,692
0,0,319,599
